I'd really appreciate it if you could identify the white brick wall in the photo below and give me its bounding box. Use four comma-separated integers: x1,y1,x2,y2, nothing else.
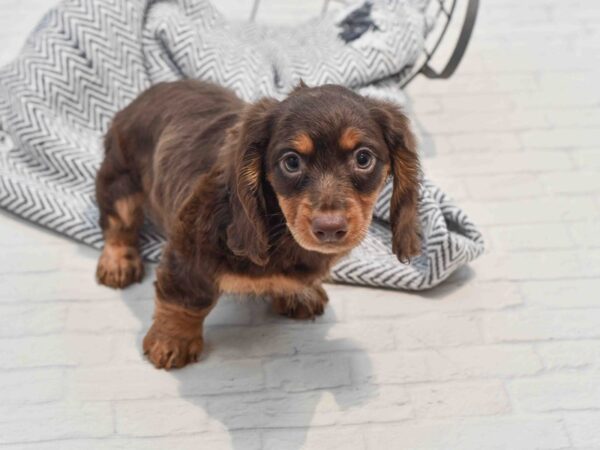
1,0,599,448
407,380,511,418
366,417,571,450
509,374,600,412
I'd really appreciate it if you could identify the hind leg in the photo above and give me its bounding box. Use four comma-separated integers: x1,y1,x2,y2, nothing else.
95,157,145,289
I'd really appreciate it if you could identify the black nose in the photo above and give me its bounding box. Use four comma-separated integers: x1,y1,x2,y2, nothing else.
311,215,348,243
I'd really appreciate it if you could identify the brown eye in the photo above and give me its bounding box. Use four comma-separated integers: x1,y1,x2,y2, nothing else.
354,148,375,170
280,152,302,174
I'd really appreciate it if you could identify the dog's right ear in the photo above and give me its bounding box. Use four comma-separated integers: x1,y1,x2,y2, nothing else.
226,98,279,266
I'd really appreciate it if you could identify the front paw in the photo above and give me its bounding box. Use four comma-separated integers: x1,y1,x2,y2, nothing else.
143,326,203,370
96,244,144,289
272,285,329,320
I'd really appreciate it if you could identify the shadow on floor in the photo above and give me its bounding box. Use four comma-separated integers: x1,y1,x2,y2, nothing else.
118,269,377,450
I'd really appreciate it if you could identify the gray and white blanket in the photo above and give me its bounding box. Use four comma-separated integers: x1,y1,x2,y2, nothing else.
0,0,484,290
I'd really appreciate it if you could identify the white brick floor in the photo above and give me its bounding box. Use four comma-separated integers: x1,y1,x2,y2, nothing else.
1,0,599,449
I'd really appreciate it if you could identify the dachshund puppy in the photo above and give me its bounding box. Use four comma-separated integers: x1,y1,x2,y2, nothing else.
95,80,420,369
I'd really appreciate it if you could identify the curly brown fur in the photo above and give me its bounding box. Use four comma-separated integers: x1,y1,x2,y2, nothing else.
95,80,420,369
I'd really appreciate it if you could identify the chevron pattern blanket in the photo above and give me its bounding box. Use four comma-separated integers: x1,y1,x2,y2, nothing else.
0,0,484,290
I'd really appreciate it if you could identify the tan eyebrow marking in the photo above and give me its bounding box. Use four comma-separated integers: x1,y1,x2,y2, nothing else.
291,132,314,155
339,127,363,151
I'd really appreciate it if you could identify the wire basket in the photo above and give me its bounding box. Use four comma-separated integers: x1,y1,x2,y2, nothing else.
247,0,479,87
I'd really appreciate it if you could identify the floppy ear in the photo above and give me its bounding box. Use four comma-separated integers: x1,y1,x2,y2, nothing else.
370,100,421,263
226,98,278,266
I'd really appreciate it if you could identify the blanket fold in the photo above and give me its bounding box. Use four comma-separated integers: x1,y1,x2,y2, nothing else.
0,0,484,290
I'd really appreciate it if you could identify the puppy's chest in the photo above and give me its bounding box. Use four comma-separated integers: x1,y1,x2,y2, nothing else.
217,272,313,295
217,259,334,295
217,251,341,296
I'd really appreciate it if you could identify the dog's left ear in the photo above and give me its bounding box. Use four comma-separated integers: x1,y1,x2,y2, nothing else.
369,99,421,263
227,98,278,266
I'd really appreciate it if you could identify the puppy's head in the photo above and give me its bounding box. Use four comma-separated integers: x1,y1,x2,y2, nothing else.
228,84,421,266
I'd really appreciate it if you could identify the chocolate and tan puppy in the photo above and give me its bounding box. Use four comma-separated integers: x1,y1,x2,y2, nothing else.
95,80,420,369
